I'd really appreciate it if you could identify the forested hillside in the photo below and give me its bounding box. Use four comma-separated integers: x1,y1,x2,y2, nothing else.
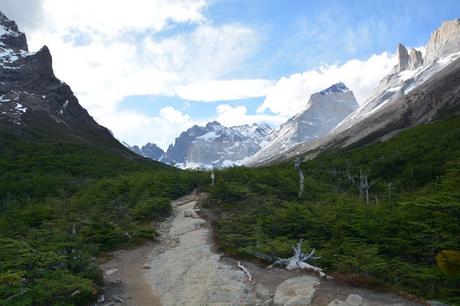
0,129,205,305
205,116,460,304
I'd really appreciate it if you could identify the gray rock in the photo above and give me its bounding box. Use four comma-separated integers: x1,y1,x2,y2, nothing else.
126,143,165,161
425,19,460,65
246,83,358,167
427,301,449,306
327,300,348,306
345,294,364,306
394,43,410,72
255,283,271,300
164,121,272,169
0,11,125,150
273,276,319,306
409,48,423,70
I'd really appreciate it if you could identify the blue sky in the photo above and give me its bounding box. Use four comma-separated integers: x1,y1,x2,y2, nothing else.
4,0,460,148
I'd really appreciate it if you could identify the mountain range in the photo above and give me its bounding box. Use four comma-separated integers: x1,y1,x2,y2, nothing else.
251,19,460,166
128,20,460,168
3,8,458,170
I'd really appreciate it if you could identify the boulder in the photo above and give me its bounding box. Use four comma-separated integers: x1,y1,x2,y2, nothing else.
345,294,364,306
273,276,319,306
328,299,348,306
255,283,271,300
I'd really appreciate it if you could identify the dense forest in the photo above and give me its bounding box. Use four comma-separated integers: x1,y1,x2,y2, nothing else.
0,129,205,305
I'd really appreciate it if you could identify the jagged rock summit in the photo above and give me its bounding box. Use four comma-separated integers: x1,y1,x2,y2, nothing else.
0,11,122,150
245,83,358,166
258,18,460,166
425,18,460,65
393,43,423,73
0,11,28,51
128,143,165,161
163,121,272,169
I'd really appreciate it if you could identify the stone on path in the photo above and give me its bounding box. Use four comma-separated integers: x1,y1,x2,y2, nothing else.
346,294,364,306
273,276,319,306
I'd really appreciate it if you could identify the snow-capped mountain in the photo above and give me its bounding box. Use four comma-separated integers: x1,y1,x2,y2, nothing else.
162,121,272,169
244,83,358,166
128,143,165,161
334,20,460,134
0,11,127,153
252,19,460,166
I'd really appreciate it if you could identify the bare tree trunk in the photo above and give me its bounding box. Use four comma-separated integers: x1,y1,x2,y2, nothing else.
294,158,305,198
211,169,215,186
237,261,254,282
269,239,326,277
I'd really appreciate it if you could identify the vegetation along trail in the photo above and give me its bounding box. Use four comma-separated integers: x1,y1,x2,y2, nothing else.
98,192,422,306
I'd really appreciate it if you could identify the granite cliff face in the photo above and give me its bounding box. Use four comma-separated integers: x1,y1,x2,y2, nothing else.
393,44,423,73
425,19,460,65
0,11,122,150
163,121,272,169
129,143,165,161
245,83,358,166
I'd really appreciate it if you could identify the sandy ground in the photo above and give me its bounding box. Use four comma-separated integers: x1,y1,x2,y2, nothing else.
98,243,162,306
96,193,423,306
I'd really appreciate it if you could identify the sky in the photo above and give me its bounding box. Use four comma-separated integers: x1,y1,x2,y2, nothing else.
2,0,460,149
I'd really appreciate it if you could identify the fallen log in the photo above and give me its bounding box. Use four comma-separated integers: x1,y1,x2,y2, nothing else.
237,261,254,282
268,239,326,278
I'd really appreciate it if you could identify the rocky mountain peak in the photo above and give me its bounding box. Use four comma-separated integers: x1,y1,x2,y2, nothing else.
425,18,460,65
408,48,423,70
244,84,358,166
0,11,28,51
162,121,272,168
0,11,117,146
393,43,424,73
319,82,349,95
394,43,410,73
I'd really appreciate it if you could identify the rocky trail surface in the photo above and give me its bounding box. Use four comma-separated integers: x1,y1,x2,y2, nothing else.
97,193,423,306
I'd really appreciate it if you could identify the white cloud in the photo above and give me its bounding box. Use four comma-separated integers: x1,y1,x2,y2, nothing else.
258,52,396,117
216,104,286,127
175,79,274,102
99,107,198,150
8,0,270,147
32,0,207,39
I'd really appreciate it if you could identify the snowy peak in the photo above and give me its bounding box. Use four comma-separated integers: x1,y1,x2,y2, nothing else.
0,11,117,147
244,83,358,166
319,82,349,95
0,11,28,51
163,122,272,168
425,18,460,65
335,18,460,134
127,143,165,161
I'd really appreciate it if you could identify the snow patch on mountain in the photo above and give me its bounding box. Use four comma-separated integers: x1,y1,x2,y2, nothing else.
162,121,272,169
244,83,358,166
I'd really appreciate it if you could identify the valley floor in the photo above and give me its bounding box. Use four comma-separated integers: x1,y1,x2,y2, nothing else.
96,193,423,306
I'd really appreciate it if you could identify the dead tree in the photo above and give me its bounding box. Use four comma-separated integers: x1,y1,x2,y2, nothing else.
385,181,393,203
210,169,215,186
269,239,325,277
358,169,380,204
294,158,305,198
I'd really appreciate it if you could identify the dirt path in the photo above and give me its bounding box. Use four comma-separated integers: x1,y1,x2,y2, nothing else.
144,193,259,305
98,243,162,306
97,192,422,306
